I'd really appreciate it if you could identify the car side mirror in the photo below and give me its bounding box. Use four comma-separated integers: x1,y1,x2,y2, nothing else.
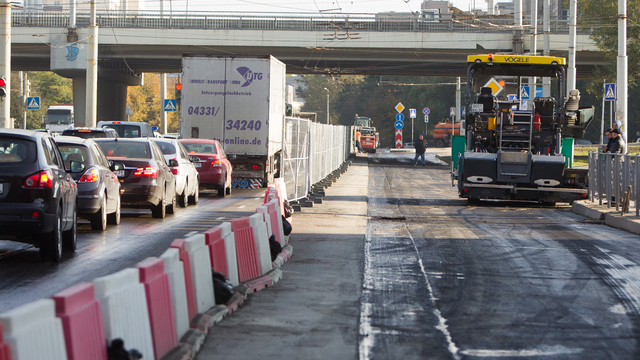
110,162,124,171
228,154,236,160
68,160,85,173
189,155,199,162
168,159,179,167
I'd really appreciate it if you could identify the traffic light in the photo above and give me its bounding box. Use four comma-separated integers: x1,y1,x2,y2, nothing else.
0,78,6,97
285,103,292,116
175,83,182,106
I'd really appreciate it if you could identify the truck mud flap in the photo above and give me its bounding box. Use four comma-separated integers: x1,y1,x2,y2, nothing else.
232,179,263,189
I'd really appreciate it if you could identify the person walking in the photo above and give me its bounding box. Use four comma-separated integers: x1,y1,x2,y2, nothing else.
602,128,613,153
355,130,362,153
413,135,426,166
609,128,626,154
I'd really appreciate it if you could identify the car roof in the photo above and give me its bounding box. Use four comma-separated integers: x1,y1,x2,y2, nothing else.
0,128,47,140
180,139,218,144
54,135,93,145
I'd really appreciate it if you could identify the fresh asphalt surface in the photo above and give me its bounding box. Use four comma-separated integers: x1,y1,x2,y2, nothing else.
3,149,640,359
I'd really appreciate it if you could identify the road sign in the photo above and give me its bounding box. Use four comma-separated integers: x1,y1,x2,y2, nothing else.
535,87,543,98
484,77,504,95
461,106,466,117
450,107,455,117
26,96,40,110
423,107,430,115
508,94,517,101
164,99,177,112
520,86,530,100
395,129,402,148
394,120,404,130
409,108,416,118
605,83,616,101
395,113,405,122
395,102,405,113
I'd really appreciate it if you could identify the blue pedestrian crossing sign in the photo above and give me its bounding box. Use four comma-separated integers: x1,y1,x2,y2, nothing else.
164,99,177,112
395,113,405,122
604,83,616,101
394,120,404,130
520,86,530,100
26,96,40,110
461,106,466,117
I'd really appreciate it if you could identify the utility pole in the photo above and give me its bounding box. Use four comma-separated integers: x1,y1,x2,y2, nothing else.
86,0,98,127
567,0,577,93
542,0,550,97
22,72,28,129
0,1,11,128
160,73,167,134
617,0,628,147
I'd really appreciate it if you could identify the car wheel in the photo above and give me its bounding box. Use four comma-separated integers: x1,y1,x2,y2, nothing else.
178,182,188,208
218,176,226,197
167,190,177,215
107,193,121,225
151,187,166,219
40,203,63,262
226,181,232,195
90,193,108,231
63,206,77,252
188,183,199,205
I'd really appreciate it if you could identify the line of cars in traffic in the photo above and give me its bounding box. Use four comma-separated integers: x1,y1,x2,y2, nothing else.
0,124,234,262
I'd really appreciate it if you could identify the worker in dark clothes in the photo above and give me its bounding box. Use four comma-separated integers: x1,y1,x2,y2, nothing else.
413,135,426,166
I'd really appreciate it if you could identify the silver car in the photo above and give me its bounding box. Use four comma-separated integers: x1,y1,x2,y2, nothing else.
153,138,199,207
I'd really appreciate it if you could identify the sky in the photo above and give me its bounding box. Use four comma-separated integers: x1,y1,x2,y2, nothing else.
145,0,486,14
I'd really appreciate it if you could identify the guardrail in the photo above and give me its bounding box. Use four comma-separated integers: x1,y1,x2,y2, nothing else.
11,10,587,34
588,152,640,215
282,117,352,201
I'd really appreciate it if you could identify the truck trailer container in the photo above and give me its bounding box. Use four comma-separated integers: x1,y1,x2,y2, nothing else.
180,55,286,188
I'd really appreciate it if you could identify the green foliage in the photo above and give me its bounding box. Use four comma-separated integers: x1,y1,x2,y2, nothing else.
10,71,73,129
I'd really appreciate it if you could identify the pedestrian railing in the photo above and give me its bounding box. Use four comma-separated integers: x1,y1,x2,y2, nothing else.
282,117,352,201
588,152,640,215
12,10,588,35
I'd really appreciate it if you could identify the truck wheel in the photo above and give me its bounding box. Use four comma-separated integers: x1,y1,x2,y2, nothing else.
434,139,445,148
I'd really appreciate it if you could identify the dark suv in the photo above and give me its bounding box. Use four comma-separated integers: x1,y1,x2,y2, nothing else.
0,129,79,261
61,127,118,139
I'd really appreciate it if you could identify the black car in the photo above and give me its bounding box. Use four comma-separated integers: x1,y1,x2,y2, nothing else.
61,127,118,138
94,138,176,218
55,136,122,231
0,129,79,261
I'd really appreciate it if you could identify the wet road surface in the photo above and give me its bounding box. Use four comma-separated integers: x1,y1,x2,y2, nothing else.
0,188,264,313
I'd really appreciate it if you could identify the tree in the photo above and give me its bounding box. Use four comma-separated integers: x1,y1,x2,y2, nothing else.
10,71,73,129
127,73,180,133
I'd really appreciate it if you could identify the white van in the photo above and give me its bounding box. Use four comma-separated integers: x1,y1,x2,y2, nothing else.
97,121,155,138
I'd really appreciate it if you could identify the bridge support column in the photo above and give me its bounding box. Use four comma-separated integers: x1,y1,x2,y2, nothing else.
72,78,87,126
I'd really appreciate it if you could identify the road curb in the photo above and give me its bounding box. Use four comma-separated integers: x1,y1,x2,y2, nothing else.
572,200,640,236
572,200,605,220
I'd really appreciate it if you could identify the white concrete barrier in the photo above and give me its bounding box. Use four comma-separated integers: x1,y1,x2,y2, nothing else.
184,234,215,313
256,204,273,238
160,247,190,340
249,213,273,275
218,222,239,286
0,299,67,360
93,268,155,360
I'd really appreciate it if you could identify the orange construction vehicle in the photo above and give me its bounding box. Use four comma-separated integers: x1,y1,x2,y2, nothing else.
432,119,461,148
354,115,379,153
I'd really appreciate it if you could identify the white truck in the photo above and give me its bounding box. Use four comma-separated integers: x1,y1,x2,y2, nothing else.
180,55,286,188
43,104,74,134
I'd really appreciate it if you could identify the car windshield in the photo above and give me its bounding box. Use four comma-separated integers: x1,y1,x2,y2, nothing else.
0,137,37,165
154,140,177,155
96,141,151,159
107,125,142,138
182,142,217,154
62,130,107,139
58,145,91,167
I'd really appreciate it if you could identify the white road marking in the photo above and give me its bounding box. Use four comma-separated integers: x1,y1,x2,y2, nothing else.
183,231,198,238
460,345,582,357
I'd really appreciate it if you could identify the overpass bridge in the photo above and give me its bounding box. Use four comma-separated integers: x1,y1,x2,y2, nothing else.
9,11,603,124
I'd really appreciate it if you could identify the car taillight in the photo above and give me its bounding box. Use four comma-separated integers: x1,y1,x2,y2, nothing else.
170,158,179,175
79,168,99,183
24,170,53,188
134,166,159,178
211,159,221,167
251,164,262,171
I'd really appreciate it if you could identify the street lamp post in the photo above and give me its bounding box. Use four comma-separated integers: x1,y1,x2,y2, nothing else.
323,87,329,124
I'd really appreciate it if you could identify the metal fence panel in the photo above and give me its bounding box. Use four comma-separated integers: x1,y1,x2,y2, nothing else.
282,118,352,201
588,152,640,214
